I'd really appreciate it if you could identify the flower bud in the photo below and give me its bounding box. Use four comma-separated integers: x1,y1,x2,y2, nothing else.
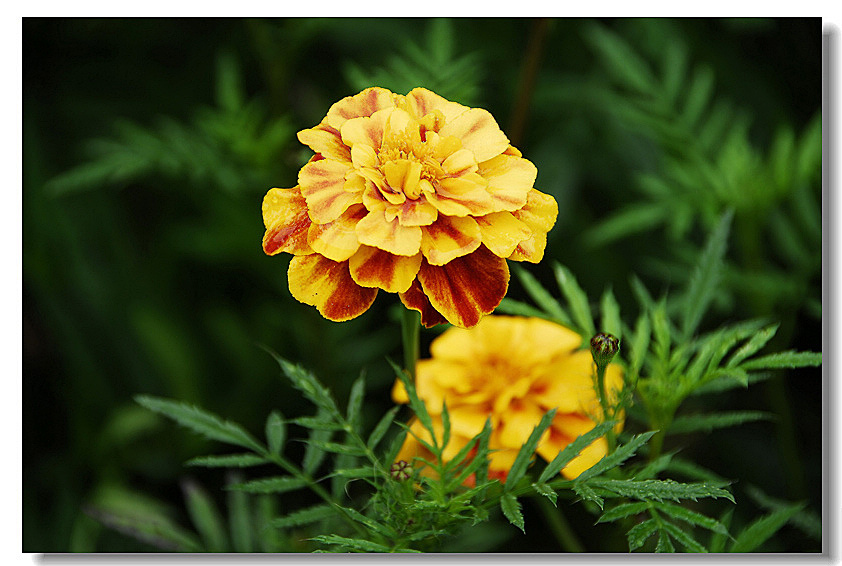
390,460,413,481
590,332,619,368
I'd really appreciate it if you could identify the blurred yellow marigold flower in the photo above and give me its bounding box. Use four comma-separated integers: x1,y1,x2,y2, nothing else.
262,87,558,328
392,316,624,482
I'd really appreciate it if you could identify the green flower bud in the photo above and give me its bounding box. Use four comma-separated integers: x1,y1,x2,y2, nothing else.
390,460,413,481
590,332,619,368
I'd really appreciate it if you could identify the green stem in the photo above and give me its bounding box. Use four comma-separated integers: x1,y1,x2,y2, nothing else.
595,363,617,453
536,497,585,553
401,308,421,382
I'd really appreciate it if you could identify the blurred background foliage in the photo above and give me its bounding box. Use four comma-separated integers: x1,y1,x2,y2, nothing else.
23,17,822,552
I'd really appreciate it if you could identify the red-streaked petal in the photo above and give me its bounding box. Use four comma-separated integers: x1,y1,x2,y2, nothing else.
296,124,351,163
398,279,448,328
508,189,558,262
438,108,510,163
287,254,377,322
307,204,367,262
417,246,509,328
356,209,422,256
388,197,438,227
324,87,397,130
475,211,533,258
478,154,537,212
262,187,313,256
508,231,548,263
441,149,479,177
349,246,422,293
298,159,359,224
420,215,482,266
404,87,470,126
341,108,391,150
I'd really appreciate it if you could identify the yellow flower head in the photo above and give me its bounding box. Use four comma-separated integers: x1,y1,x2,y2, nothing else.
392,316,624,482
262,87,558,328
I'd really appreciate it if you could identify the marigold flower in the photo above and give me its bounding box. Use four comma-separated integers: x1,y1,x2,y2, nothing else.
262,87,558,328
391,316,624,481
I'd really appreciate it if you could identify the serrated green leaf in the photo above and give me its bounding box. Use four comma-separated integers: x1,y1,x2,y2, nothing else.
505,408,557,491
538,421,617,483
585,203,668,247
227,476,307,495
390,358,437,450
265,351,341,418
182,480,229,553
366,406,399,451
573,483,605,510
84,505,202,552
627,519,658,551
513,266,571,326
440,400,451,454
681,210,732,340
270,504,336,529
628,311,651,380
531,483,558,506
186,453,268,468
265,411,286,457
500,493,525,533
575,431,657,483
668,411,772,435
661,41,688,105
341,507,397,539
727,324,780,368
598,501,650,524
346,374,366,431
226,473,253,553
599,287,623,341
289,416,346,431
303,409,333,476
729,503,805,552
745,485,822,541
310,533,419,553
307,439,367,457
658,502,729,536
589,478,735,503
135,396,264,453
472,418,493,488
327,466,380,480
665,457,729,484
554,264,595,338
709,508,734,553
655,529,675,553
740,350,822,371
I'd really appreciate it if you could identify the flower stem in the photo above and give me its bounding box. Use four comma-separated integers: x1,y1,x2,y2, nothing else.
401,309,421,381
595,363,617,454
536,497,584,553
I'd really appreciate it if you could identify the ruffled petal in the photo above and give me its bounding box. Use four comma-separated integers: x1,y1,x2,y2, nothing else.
475,211,533,258
387,197,438,227
417,246,509,328
307,204,367,262
296,124,351,163
478,154,537,212
398,279,448,328
324,87,397,130
348,246,422,293
508,189,559,262
438,108,510,163
262,187,313,256
404,87,470,126
298,158,359,223
356,209,422,256
287,254,378,322
420,215,482,266
340,107,391,150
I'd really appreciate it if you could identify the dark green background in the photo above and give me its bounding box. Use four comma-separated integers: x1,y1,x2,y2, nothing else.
23,18,822,552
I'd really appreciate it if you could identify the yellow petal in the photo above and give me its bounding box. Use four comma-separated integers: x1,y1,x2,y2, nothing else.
388,197,438,227
384,159,423,200
355,209,422,256
420,215,482,266
475,211,533,258
404,87,470,126
262,187,313,256
438,108,509,163
340,107,391,150
441,148,479,177
307,204,366,262
498,400,546,448
513,188,558,234
287,254,377,322
351,144,378,169
508,231,548,263
478,154,537,212
324,87,397,131
448,406,491,439
298,158,359,224
417,246,509,328
348,246,422,293
296,124,351,162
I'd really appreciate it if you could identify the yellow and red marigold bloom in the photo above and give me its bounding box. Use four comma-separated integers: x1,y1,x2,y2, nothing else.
262,87,558,328
392,316,624,482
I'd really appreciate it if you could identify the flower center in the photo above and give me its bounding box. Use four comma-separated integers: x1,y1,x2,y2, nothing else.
377,126,445,201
